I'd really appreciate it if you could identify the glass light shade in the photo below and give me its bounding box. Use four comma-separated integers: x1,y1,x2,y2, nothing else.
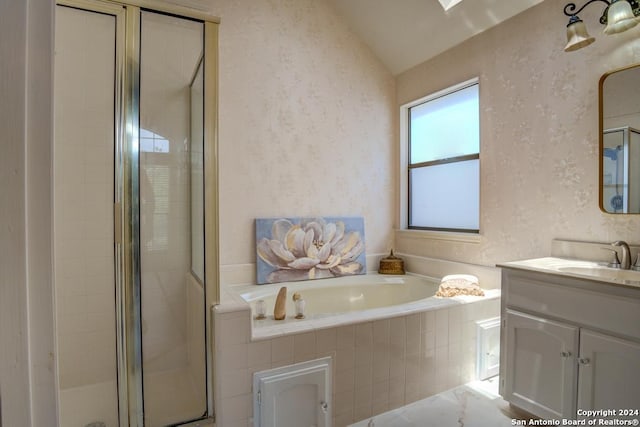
604,0,638,35
565,18,596,51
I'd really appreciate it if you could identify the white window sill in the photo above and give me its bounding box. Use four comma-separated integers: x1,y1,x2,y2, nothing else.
395,228,482,244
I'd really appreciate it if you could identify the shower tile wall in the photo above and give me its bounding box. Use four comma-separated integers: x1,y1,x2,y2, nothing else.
54,6,117,392
214,298,500,427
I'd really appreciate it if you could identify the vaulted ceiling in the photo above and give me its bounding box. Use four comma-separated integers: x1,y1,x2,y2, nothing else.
163,0,544,76
326,0,544,75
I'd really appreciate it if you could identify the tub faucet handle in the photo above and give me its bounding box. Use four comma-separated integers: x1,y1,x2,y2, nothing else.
254,300,267,320
294,296,306,319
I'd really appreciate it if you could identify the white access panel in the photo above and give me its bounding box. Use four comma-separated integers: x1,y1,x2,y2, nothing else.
253,357,332,427
476,317,500,380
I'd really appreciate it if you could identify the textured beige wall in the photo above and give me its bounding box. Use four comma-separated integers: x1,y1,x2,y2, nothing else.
1,1,31,424
212,0,397,266
0,0,56,426
1,0,57,426
396,0,640,266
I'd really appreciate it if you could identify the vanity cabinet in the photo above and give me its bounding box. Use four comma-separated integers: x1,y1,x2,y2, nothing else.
504,309,578,419
577,329,640,410
500,267,640,419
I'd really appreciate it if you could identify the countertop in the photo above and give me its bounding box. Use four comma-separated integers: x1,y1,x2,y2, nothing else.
498,256,640,290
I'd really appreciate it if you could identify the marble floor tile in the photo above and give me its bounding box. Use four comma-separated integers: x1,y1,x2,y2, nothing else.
349,376,527,427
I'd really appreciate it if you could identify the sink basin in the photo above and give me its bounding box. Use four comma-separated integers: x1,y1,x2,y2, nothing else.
499,257,640,287
557,265,640,283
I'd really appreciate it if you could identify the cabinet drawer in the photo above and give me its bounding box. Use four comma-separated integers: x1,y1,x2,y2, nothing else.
503,269,640,341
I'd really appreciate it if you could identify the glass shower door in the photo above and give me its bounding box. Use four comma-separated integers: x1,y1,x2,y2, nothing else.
54,4,121,426
138,11,207,426
55,2,214,426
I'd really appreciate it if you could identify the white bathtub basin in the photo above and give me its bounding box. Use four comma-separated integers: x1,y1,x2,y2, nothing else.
240,274,440,317
222,272,499,340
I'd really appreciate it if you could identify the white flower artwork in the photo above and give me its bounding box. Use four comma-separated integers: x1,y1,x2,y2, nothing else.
255,216,366,284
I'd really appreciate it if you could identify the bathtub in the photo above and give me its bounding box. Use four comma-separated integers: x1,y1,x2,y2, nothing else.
224,273,499,339
242,274,438,316
215,267,501,426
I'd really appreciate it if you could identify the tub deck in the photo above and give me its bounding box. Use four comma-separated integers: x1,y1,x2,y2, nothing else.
221,273,500,340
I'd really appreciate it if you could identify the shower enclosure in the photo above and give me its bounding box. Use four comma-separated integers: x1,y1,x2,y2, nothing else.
53,1,218,425
602,126,640,213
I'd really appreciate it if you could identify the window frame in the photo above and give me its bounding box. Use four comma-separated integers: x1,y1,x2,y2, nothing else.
400,77,480,235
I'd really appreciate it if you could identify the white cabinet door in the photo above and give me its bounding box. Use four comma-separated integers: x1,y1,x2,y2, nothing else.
504,309,579,419
262,369,328,427
577,329,640,411
254,357,332,427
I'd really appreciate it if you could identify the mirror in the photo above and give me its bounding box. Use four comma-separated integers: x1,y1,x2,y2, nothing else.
600,63,640,214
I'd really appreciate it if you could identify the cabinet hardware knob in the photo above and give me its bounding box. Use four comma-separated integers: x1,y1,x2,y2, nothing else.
578,357,591,365
320,401,328,413
561,351,572,358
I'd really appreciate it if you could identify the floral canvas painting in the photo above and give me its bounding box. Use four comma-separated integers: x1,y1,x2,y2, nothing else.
255,216,366,285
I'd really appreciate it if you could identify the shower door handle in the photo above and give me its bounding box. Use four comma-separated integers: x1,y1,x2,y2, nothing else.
114,202,121,244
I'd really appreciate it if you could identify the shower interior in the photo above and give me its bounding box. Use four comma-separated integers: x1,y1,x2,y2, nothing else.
602,126,640,213
53,2,217,426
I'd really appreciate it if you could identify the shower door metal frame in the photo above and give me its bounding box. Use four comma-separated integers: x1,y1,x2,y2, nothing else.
55,1,219,425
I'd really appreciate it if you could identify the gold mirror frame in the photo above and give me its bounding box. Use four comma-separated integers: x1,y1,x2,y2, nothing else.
598,62,640,214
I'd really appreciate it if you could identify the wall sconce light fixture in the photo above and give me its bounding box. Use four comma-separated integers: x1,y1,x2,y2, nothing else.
564,0,640,52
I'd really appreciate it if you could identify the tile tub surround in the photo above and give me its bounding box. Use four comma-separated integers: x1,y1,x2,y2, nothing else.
213,296,500,427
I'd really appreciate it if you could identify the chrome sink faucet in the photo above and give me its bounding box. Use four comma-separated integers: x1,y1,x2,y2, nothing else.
611,241,631,270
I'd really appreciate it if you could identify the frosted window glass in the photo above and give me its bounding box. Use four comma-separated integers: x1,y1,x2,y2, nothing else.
410,159,479,230
410,84,479,164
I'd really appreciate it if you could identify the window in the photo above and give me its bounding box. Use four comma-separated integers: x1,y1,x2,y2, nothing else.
437,0,464,11
140,128,170,153
140,129,171,251
404,78,479,233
